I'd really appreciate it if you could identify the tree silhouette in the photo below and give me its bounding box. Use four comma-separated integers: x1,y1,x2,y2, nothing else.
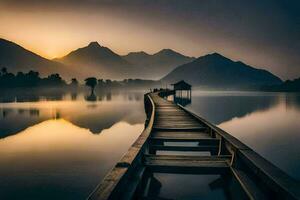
85,77,97,94
1,67,7,75
71,78,78,87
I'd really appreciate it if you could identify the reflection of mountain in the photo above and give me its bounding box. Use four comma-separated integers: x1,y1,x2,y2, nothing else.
0,92,146,138
286,94,300,111
65,104,145,134
0,108,49,138
186,94,280,124
2,92,300,139
0,119,143,200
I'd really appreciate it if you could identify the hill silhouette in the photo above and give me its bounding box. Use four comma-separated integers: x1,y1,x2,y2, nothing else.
161,53,282,88
122,49,194,79
56,42,195,80
262,77,300,92
54,42,136,79
0,38,71,78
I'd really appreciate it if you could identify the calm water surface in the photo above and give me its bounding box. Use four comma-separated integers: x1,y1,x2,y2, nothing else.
0,91,146,200
185,91,300,181
0,90,299,199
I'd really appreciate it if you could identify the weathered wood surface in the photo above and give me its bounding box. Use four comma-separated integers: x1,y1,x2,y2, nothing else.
87,91,300,200
145,154,230,174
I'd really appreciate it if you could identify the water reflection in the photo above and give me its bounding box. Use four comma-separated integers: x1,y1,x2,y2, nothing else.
186,91,300,180
0,119,144,200
0,91,146,138
138,171,247,200
0,90,65,102
174,96,192,106
1,90,299,199
219,102,300,180
186,91,281,124
286,94,300,110
85,93,97,101
0,90,146,199
71,92,77,101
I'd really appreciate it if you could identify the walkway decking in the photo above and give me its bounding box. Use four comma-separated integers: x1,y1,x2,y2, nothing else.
88,92,300,200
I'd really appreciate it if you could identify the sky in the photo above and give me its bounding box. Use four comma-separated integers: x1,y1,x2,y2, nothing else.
0,0,299,80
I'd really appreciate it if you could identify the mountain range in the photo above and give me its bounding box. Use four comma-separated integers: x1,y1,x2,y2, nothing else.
54,41,194,79
0,38,283,88
122,49,194,79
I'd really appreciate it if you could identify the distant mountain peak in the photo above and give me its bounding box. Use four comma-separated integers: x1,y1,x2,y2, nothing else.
87,41,101,48
209,52,223,56
126,51,150,56
194,52,232,63
157,49,177,55
206,52,227,59
160,48,174,52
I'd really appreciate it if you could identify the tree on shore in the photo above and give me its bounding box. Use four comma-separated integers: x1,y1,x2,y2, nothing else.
1,67,7,75
70,78,79,87
0,69,66,88
85,77,97,94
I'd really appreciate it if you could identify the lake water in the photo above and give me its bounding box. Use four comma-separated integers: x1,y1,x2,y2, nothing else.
0,91,146,200
0,90,299,199
185,91,300,181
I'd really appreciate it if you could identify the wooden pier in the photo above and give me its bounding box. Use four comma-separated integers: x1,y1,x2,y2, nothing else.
88,91,300,200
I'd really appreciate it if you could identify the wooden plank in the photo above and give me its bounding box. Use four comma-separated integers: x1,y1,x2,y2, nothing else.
151,144,218,152
155,116,199,120
154,119,200,123
151,131,210,138
87,167,128,200
150,133,219,145
238,149,300,200
154,121,202,125
153,127,208,131
231,167,268,200
155,118,200,122
144,155,230,174
155,113,192,116
150,137,219,145
120,167,146,200
145,154,231,161
154,122,201,126
155,116,193,119
155,113,188,116
153,123,203,127
177,104,250,151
